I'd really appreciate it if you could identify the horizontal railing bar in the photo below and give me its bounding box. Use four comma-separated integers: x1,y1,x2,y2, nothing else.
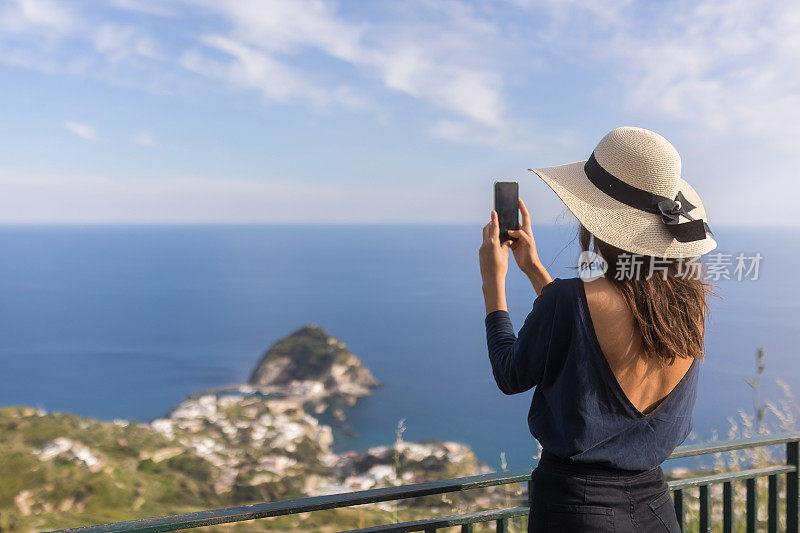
341,506,529,533
50,471,532,533
667,434,800,459
668,465,795,490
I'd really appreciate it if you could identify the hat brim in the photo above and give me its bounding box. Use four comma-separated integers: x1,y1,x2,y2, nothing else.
530,161,716,258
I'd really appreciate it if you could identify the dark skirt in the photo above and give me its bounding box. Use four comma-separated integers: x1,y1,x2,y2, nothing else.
528,451,680,532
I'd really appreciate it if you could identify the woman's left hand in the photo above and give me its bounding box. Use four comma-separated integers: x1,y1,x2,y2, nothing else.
479,210,511,283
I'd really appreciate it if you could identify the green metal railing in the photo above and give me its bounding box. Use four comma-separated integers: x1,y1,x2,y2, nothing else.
52,433,799,533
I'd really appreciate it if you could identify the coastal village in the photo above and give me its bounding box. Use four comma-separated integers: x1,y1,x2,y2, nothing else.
146,325,491,496
0,325,514,531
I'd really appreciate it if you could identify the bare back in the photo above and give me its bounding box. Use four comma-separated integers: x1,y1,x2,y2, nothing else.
582,277,695,415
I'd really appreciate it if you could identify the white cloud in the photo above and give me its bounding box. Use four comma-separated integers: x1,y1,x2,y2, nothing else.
0,0,166,94
181,35,339,107
132,131,154,147
110,0,176,18
0,0,510,146
614,1,800,150
3,0,798,154
0,0,75,34
430,119,527,151
371,43,504,127
184,0,508,126
196,0,364,61
2,0,799,163
93,23,162,63
429,118,583,160
1,0,512,144
511,0,800,151
63,122,97,140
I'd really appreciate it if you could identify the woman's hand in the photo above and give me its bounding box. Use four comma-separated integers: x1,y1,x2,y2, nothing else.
507,198,553,295
479,210,510,314
480,210,511,281
506,198,540,276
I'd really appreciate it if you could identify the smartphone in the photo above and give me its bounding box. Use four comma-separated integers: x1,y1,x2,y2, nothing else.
494,180,519,242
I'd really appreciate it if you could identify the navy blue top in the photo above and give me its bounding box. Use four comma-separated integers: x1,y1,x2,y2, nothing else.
485,277,699,471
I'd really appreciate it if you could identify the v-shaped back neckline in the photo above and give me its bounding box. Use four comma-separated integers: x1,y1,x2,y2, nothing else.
577,278,697,419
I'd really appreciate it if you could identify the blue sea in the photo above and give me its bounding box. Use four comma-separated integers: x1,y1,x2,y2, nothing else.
0,225,796,471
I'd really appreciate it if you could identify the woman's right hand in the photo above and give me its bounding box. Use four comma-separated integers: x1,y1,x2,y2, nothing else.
507,198,540,274
507,198,552,294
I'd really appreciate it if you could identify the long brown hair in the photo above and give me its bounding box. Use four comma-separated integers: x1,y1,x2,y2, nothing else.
578,225,711,364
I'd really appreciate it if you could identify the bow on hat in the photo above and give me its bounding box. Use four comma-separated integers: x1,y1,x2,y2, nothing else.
655,190,711,243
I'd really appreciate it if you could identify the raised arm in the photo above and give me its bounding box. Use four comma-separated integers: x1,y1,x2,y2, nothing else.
484,284,557,395
479,207,558,395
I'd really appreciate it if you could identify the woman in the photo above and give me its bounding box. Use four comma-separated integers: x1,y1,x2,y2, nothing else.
478,127,715,532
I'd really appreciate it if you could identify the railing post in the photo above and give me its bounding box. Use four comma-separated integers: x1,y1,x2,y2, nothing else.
495,517,508,532
789,440,799,533
722,481,733,533
746,477,757,533
673,489,684,532
461,524,473,533
768,474,778,533
699,485,710,533
527,473,534,530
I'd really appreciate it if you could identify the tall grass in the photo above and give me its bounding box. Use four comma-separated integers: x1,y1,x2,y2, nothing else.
679,347,799,531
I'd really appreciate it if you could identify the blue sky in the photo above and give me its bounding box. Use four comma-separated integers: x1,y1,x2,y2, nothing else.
0,0,797,224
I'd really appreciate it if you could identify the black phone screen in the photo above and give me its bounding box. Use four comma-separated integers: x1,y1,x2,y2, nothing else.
494,181,519,242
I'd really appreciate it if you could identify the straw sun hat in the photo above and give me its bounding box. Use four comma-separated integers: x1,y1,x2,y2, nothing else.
529,126,716,258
